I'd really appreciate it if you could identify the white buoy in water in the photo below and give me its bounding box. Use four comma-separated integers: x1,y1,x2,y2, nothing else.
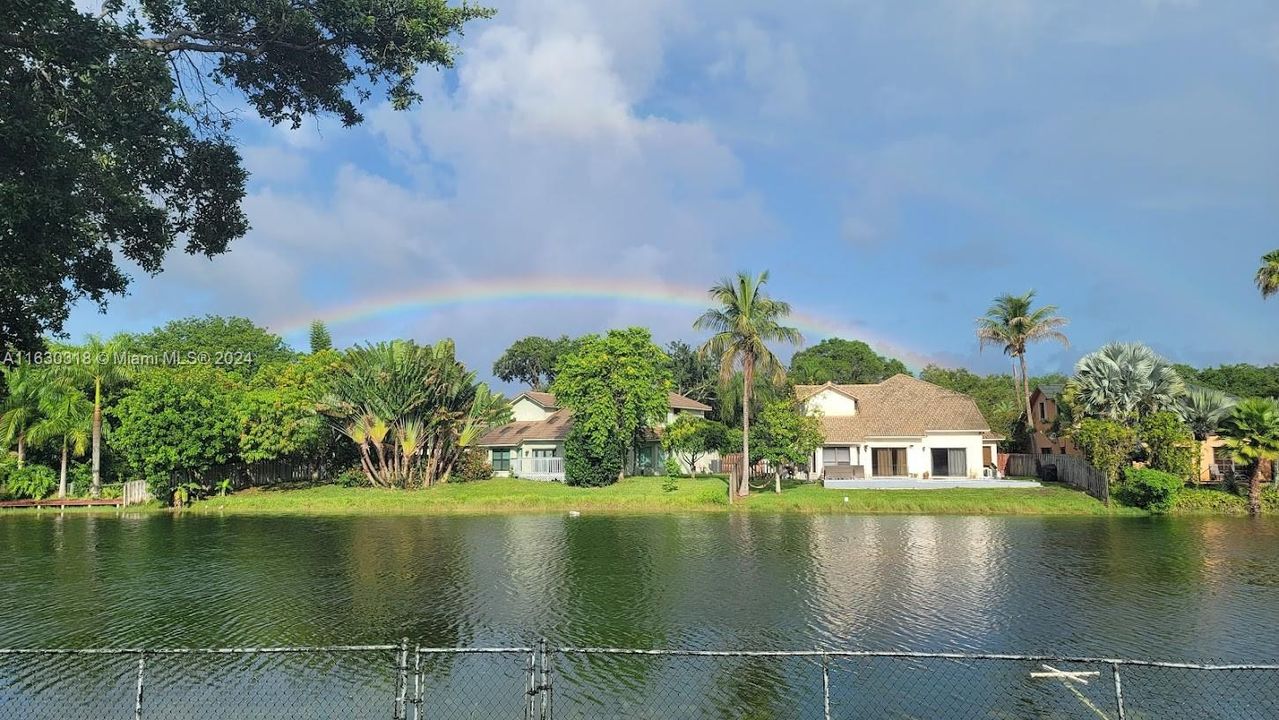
568,510,581,517
843,497,849,503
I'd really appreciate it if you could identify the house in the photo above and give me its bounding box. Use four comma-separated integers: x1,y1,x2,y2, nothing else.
1028,385,1079,456
795,375,1002,484
478,390,716,481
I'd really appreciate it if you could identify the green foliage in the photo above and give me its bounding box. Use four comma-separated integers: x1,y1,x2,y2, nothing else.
1178,386,1236,440
214,479,233,497
334,466,368,488
308,321,333,354
1256,249,1279,300
666,341,718,413
129,316,294,378
492,335,579,390
1219,397,1279,515
919,366,1063,448
236,352,338,463
551,328,672,478
1,1,492,352
662,415,728,475
1116,467,1184,513
110,365,242,501
1070,418,1137,484
1067,343,1185,422
1137,411,1195,481
4,463,57,500
563,424,624,487
750,400,824,469
453,449,492,483
0,364,43,461
1176,363,1279,400
789,338,909,385
663,457,682,478
661,475,679,493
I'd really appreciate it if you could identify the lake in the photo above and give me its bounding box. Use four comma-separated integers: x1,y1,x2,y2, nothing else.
2,513,1278,718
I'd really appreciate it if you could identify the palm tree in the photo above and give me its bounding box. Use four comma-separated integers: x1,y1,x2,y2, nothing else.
1069,343,1185,423
0,364,42,466
976,291,1069,422
1179,386,1235,485
1220,397,1279,516
695,271,802,499
1255,250,1279,299
28,379,92,498
54,335,132,497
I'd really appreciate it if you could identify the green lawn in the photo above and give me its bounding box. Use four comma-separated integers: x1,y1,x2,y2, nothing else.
183,476,1140,516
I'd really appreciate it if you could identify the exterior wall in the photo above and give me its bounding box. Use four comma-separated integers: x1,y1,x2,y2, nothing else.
664,407,707,426
919,432,985,478
1028,392,1079,456
1198,435,1229,483
983,442,1000,474
510,397,553,422
815,434,986,478
804,389,857,417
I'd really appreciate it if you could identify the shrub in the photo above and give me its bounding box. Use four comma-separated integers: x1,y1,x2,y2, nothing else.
1137,411,1195,481
1116,467,1184,513
334,466,367,488
6,464,58,500
564,425,624,487
1070,419,1137,484
663,457,682,478
453,449,492,483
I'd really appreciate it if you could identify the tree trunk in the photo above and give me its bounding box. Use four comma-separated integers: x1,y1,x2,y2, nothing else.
741,354,753,499
1249,461,1264,517
1010,359,1024,420
91,377,102,498
59,441,69,499
16,431,24,468
1019,354,1032,427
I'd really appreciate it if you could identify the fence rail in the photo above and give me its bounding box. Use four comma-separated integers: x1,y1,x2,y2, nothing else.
2,641,1275,719
1006,452,1110,503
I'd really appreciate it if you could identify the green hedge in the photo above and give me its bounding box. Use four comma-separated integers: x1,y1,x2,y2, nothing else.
1116,467,1184,514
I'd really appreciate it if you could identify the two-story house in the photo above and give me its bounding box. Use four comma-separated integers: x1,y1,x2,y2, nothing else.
1027,385,1079,456
478,390,715,481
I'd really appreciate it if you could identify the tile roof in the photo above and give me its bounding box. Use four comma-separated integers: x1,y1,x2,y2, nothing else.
794,375,992,443
1033,384,1064,400
668,392,712,411
520,391,559,408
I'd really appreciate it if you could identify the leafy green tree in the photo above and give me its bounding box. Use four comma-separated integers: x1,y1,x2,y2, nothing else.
237,352,339,466
1067,343,1184,423
662,414,729,477
789,338,908,385
750,400,823,493
28,377,91,498
695,271,802,500
492,335,578,390
1255,250,1279,300
1070,418,1137,485
1220,397,1279,516
130,316,294,378
0,364,42,466
308,321,333,354
1176,363,1279,399
1,0,492,353
1137,411,1195,482
110,365,242,501
551,328,672,487
975,291,1069,420
53,334,133,496
563,423,626,487
918,366,1066,448
666,340,718,412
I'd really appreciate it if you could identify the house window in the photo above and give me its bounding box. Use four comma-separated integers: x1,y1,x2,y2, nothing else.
1040,447,1052,455
822,447,851,466
532,449,557,458
491,449,512,471
1060,447,1067,455
1039,402,1047,422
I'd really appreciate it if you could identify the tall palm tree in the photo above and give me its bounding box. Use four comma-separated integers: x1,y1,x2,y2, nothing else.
55,335,132,497
0,364,42,467
1255,250,1279,299
976,291,1069,422
695,271,802,499
28,379,92,498
1220,397,1279,516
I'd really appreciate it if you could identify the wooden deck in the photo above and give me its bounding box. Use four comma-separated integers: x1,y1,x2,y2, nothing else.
0,497,126,509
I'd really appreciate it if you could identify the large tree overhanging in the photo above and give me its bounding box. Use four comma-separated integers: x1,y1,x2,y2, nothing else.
0,0,493,352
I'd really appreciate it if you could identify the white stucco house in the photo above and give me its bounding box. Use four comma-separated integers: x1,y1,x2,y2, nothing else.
796,375,1003,486
478,390,716,481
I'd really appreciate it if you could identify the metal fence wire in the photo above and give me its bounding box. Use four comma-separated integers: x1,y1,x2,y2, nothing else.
1,642,1276,719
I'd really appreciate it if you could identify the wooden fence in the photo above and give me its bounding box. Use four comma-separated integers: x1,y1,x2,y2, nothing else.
1005,453,1110,504
121,480,151,506
174,459,324,490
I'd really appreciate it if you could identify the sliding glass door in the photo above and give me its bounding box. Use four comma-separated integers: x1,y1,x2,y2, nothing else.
871,448,908,477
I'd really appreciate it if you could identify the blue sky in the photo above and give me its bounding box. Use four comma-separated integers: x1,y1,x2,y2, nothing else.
65,0,1279,386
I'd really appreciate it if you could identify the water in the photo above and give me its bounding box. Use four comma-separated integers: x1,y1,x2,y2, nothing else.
2,513,1278,717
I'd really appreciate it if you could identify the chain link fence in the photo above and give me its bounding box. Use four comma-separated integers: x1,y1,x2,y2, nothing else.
2,642,1276,719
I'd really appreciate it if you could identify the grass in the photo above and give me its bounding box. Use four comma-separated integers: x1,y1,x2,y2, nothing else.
1172,486,1279,515
178,476,1140,517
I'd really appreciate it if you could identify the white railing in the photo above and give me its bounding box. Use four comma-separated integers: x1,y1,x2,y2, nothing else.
511,457,565,480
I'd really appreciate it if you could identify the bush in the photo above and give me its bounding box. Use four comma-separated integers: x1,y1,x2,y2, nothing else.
1116,467,1184,513
663,457,682,478
453,449,492,483
1137,411,1195,482
334,466,368,488
1071,419,1137,484
5,464,58,500
564,425,624,487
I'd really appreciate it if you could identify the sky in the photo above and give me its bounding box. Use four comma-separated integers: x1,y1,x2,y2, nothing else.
64,0,1279,389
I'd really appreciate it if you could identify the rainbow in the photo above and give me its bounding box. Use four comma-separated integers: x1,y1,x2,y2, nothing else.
267,276,941,369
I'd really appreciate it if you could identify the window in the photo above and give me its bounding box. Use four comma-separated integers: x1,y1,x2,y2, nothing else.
1040,447,1052,455
1039,401,1047,422
532,448,557,458
822,447,851,466
491,449,512,472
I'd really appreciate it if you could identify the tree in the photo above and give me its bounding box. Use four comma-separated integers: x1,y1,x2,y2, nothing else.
27,377,91,498
54,334,132,497
492,335,579,390
666,341,718,411
550,328,672,486
1067,343,1185,423
111,365,242,502
917,365,1067,448
308,321,333,354
750,400,823,493
1070,418,1137,485
130,316,295,378
695,271,802,501
1176,363,1279,399
662,415,729,477
1255,250,1279,300
1220,398,1279,516
789,338,908,385
1137,411,1195,483
236,352,339,467
0,364,41,466
1179,386,1235,485
975,291,1069,421
1,1,492,353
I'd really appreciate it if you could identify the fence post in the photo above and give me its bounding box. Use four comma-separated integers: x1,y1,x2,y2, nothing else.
1110,663,1125,720
132,652,146,720
821,654,831,720
394,638,408,720
411,645,422,720
539,638,551,720
526,646,537,720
